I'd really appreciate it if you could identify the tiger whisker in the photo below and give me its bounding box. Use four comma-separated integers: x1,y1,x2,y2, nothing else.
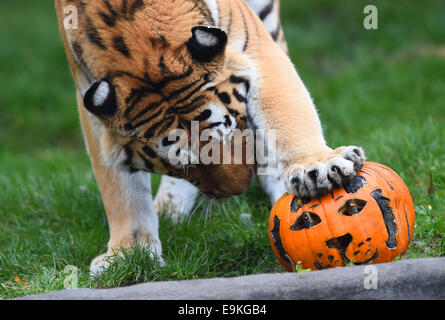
187,195,206,224
221,201,235,225
204,199,214,227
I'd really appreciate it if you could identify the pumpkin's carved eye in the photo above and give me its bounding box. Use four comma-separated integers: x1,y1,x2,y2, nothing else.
338,199,367,216
290,212,321,231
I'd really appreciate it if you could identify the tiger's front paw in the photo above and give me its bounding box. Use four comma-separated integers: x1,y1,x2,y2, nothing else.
90,240,165,278
285,146,366,199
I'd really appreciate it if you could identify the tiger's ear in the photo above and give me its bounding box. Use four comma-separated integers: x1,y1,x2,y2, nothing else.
187,26,228,63
83,79,117,117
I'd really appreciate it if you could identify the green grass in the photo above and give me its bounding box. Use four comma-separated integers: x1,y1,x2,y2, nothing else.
1,0,444,298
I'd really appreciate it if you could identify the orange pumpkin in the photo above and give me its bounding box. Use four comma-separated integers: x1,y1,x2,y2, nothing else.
268,162,415,271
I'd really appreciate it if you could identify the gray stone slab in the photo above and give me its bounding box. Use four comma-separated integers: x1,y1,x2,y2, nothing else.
18,257,445,300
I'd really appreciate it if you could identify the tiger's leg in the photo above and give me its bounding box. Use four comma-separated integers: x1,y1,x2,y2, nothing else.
245,0,288,53
258,167,287,204
78,92,163,276
246,0,289,205
154,176,199,223
249,40,366,200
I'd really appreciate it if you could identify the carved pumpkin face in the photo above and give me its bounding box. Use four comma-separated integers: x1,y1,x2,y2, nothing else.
268,162,415,271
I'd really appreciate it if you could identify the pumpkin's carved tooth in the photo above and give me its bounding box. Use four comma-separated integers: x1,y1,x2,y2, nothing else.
354,249,379,265
313,261,324,270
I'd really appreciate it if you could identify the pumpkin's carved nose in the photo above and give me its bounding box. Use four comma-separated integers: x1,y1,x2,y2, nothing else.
326,233,353,252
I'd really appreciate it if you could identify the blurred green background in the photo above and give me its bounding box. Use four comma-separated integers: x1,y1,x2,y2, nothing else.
0,0,444,298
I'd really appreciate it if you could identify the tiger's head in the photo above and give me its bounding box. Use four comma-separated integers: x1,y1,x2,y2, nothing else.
58,0,258,198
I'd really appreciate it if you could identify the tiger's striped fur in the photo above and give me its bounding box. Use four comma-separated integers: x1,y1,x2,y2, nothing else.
55,0,365,275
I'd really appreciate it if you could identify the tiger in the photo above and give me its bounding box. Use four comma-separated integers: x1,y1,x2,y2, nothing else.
55,0,366,276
